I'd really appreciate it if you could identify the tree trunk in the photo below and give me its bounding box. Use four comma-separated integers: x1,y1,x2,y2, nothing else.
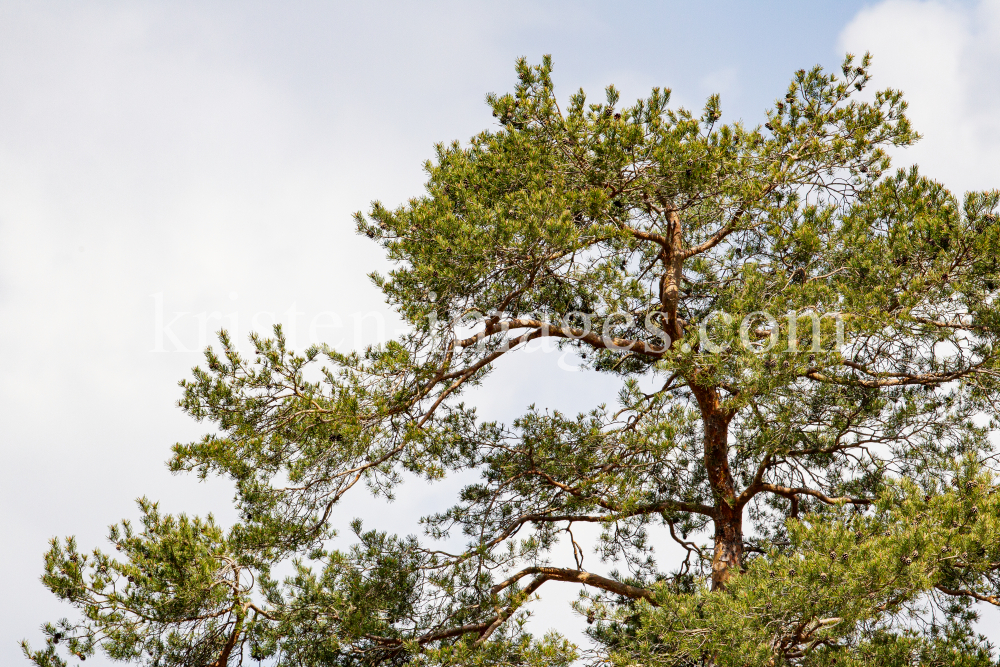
664,207,743,591
692,384,741,591
711,503,743,591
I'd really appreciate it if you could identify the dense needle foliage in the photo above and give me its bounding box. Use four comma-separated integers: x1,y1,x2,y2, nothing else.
24,55,1000,666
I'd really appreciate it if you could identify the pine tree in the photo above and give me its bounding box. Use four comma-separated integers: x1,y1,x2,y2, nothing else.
24,54,1000,666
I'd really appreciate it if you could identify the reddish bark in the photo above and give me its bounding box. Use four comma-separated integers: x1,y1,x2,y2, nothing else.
691,383,740,590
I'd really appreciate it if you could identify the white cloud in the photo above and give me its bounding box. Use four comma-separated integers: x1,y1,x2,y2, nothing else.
0,4,627,659
841,0,1000,640
841,0,1000,191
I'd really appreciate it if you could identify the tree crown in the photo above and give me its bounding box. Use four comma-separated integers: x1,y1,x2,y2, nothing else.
25,54,1000,667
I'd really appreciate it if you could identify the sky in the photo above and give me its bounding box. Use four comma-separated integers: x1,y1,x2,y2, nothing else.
2,0,1000,662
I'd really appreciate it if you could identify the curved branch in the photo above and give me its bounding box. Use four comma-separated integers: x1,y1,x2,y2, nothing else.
805,361,990,389
624,225,670,250
489,566,658,605
455,318,666,356
752,482,871,508
474,575,549,646
935,584,1000,606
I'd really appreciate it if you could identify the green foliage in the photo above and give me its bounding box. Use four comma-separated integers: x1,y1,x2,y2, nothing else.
623,463,1000,666
25,55,1000,666
21,499,269,667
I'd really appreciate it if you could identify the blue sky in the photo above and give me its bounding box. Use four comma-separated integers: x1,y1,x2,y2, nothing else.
2,0,999,661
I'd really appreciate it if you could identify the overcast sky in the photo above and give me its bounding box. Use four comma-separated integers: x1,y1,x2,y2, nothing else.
3,0,1000,662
